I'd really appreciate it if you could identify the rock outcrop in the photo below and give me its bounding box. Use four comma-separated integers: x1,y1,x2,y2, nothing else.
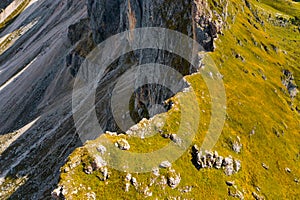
192,145,241,175
282,69,298,99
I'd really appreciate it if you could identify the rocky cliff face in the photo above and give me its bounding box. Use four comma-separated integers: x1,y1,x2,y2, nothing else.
0,0,226,199
88,0,225,50
86,0,226,132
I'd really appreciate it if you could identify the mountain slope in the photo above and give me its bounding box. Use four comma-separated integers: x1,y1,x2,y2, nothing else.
0,0,299,199
56,0,300,199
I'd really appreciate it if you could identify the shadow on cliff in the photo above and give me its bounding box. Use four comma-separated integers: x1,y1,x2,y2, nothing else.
0,107,83,199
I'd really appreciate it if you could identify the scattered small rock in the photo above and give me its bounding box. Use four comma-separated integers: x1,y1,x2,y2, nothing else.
223,156,234,175
252,192,264,200
255,186,261,192
282,69,299,99
51,186,66,199
168,172,181,189
228,187,244,200
125,182,130,192
179,186,192,193
86,192,96,200
101,167,109,181
124,173,132,192
226,181,235,186
125,173,132,181
152,167,160,177
170,134,182,145
234,160,242,172
96,145,106,155
232,136,242,153
250,128,256,136
92,155,107,170
115,139,130,150
131,177,138,189
161,133,170,138
262,163,269,170
285,167,291,173
64,167,70,173
69,157,81,169
214,155,223,169
84,165,93,174
142,186,152,197
105,131,117,136
158,175,167,189
160,160,172,168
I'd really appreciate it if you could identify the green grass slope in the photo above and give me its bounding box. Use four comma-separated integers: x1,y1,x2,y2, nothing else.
57,0,300,199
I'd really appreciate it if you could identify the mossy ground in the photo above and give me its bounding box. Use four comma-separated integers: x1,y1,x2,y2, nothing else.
58,0,300,199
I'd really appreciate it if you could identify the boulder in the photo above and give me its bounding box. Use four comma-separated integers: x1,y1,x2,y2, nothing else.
86,192,96,200
161,133,170,138
159,175,168,189
106,131,117,136
124,173,132,192
223,156,234,176
252,192,264,200
234,160,242,172
226,181,235,186
152,167,160,177
200,153,207,168
131,177,138,188
125,173,132,181
101,167,109,180
205,151,215,168
92,155,107,170
180,186,192,193
223,156,233,166
142,186,152,197
115,139,130,150
228,188,244,200
96,145,107,155
262,163,269,170
170,134,182,144
160,161,172,168
168,173,181,189
84,165,93,174
224,165,235,176
214,156,223,169
51,186,66,199
232,141,242,153
125,182,130,192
